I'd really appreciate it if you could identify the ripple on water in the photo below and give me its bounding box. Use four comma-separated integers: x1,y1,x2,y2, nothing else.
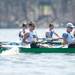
0,53,75,75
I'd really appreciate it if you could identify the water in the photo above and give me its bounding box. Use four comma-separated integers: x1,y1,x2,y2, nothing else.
0,29,75,75
0,53,75,75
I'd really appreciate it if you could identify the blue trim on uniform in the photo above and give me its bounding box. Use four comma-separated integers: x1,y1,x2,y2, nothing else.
62,33,68,39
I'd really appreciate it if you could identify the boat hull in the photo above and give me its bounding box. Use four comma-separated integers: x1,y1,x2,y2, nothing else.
19,48,75,53
0,47,9,53
0,47,75,54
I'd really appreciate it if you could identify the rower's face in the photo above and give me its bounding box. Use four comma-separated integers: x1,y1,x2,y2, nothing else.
29,26,35,31
67,27,73,32
49,26,54,30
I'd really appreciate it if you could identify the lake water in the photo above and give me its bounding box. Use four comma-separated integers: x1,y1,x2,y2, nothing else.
0,29,75,75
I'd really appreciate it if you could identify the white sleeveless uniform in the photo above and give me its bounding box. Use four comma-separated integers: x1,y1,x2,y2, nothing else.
45,29,56,39
62,32,75,44
26,31,37,43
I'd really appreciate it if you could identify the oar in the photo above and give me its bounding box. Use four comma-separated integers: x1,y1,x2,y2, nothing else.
38,37,63,41
21,37,63,45
30,41,63,48
0,41,20,45
31,40,62,45
0,42,9,45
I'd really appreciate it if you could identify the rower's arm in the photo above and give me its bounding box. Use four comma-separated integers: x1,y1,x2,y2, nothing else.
62,33,68,45
54,32,61,38
23,33,29,40
62,38,68,45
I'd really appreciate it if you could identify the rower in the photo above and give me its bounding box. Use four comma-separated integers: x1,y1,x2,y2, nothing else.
23,22,38,44
62,23,75,47
45,24,60,38
45,24,61,44
19,23,28,44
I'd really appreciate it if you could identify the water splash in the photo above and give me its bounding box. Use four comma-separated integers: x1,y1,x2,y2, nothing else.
0,47,19,56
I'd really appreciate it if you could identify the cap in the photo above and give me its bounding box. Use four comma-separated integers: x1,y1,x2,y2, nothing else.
66,23,74,28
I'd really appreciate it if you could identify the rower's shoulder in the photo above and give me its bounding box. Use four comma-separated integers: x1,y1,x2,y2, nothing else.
62,33,68,38
62,32,68,35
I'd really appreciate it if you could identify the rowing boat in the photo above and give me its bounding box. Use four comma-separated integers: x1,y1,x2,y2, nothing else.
0,45,75,53
0,39,75,53
18,42,75,53
19,47,75,53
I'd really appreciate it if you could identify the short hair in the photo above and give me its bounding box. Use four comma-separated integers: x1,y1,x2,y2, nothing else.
22,23,27,27
49,24,54,27
29,22,35,27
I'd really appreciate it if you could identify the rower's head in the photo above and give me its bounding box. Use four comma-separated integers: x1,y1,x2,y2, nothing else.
22,23,27,29
49,24,54,30
28,22,35,31
66,23,74,33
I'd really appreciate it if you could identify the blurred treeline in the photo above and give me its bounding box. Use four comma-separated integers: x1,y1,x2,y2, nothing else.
0,0,75,28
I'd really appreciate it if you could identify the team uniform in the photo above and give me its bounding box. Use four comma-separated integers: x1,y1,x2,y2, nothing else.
45,30,58,44
62,32,75,44
45,30,56,38
26,31,38,43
